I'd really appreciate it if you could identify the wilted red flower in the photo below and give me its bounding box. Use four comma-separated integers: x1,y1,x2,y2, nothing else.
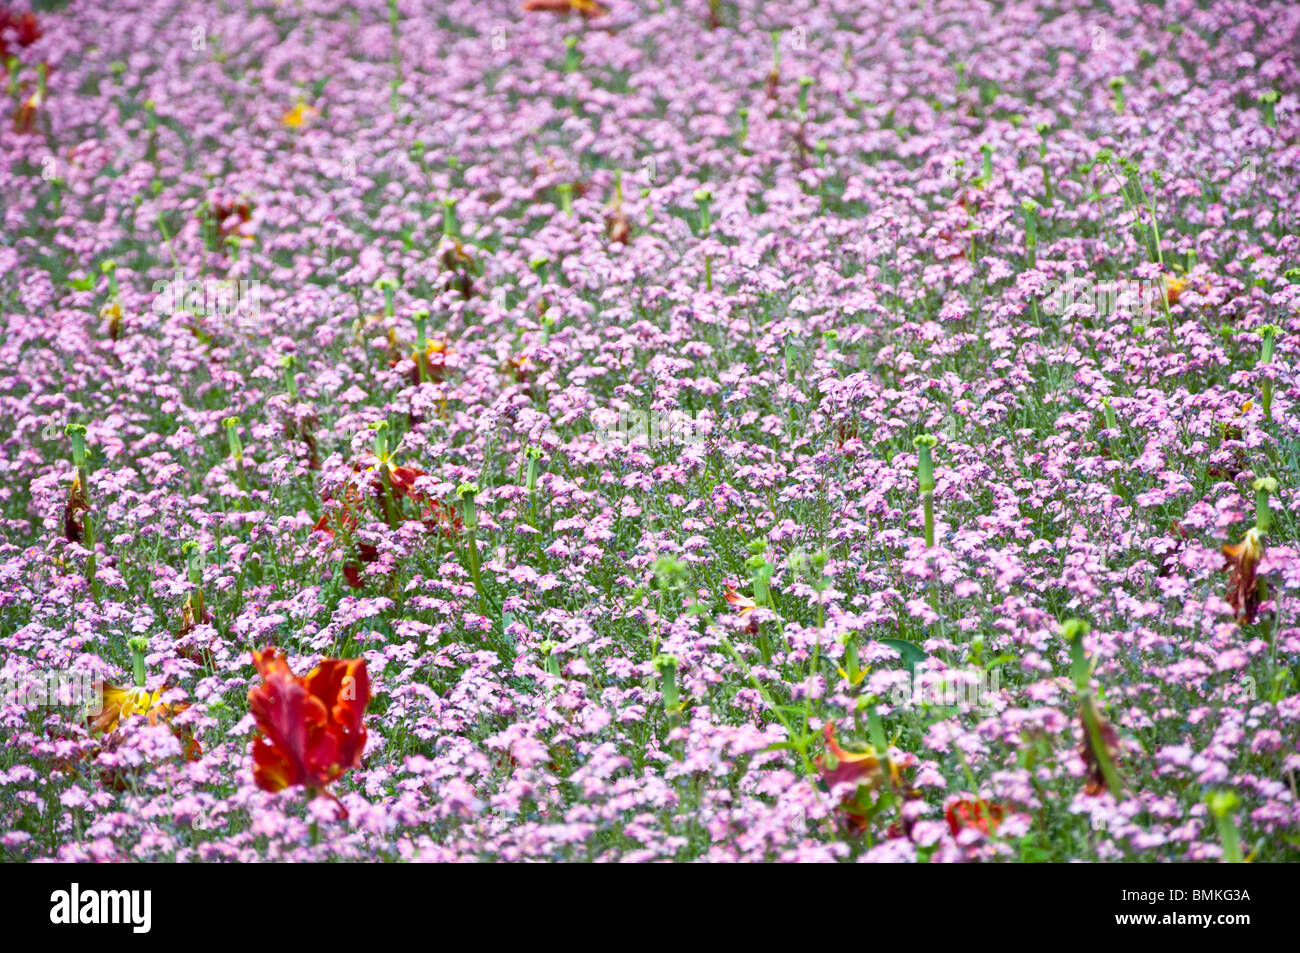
1155,522,1190,578
504,353,538,383
390,338,452,385
13,86,42,134
817,722,914,834
819,722,908,789
1079,704,1122,796
313,459,463,587
1222,527,1264,624
0,9,41,61
522,0,609,19
247,647,369,801
724,585,759,633
206,196,254,244
607,203,631,244
440,240,478,298
933,194,975,260
945,798,1005,837
63,471,89,543
765,63,780,100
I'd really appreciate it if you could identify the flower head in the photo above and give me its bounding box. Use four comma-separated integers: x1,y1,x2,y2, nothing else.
247,647,369,796
0,10,41,61
1164,273,1189,306
63,471,89,543
817,722,914,834
1079,704,1122,796
313,459,463,587
89,683,201,763
945,799,1005,837
522,0,610,19
1222,527,1265,624
724,585,760,634
818,721,908,791
281,101,316,129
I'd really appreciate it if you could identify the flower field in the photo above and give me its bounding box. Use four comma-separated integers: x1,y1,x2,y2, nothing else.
2,0,1299,863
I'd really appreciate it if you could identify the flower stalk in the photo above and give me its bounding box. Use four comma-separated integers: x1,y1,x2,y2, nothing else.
1253,477,1277,534
371,422,400,528
457,482,486,609
1258,90,1278,129
441,197,458,238
563,35,581,72
182,539,206,624
222,416,249,501
797,75,813,118
913,433,937,548
1020,198,1039,266
66,424,99,602
413,308,430,384
387,0,402,114
654,653,681,730
525,446,542,521
1109,76,1126,113
1064,618,1126,799
281,354,299,402
1258,325,1279,420
694,187,713,290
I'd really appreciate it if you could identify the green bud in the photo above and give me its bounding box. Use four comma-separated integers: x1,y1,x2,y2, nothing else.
652,554,687,590
181,539,203,584
413,308,429,350
367,422,389,463
66,423,88,469
222,416,242,462
128,635,148,688
1258,324,1280,364
281,354,299,400
1258,90,1278,127
1206,790,1239,816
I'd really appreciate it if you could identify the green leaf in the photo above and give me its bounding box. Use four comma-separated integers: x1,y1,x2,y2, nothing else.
762,741,804,754
877,638,927,676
